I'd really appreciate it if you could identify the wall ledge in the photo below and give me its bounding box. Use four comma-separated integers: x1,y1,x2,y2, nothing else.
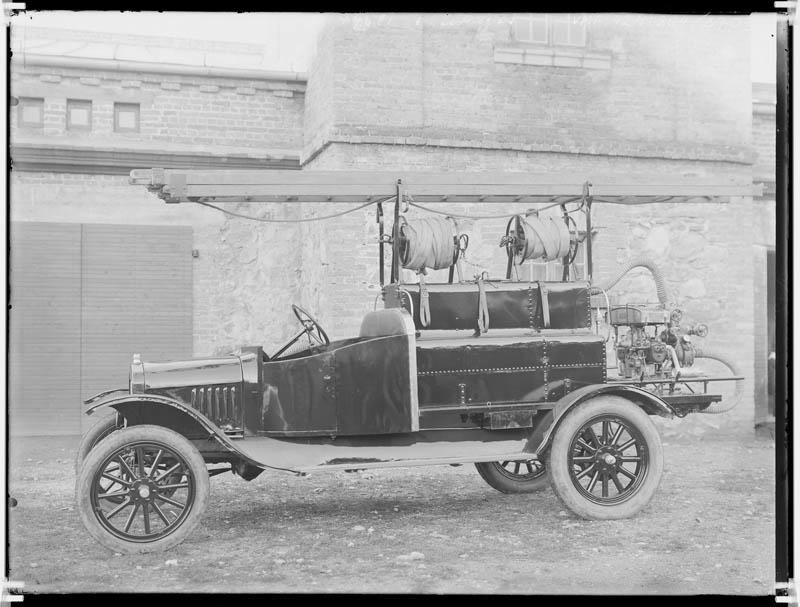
11,142,300,175
302,130,754,166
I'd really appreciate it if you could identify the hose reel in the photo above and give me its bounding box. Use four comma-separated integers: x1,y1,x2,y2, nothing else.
502,213,578,279
395,216,466,328
398,216,463,273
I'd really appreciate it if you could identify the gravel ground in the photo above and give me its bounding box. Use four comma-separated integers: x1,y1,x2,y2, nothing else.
7,427,775,595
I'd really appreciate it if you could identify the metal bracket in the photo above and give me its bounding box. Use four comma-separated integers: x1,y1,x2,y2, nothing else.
164,173,188,203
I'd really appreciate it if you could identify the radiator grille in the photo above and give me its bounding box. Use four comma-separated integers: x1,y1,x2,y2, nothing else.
190,385,242,433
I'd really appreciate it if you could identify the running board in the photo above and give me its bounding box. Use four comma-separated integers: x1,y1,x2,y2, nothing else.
294,452,538,474
212,430,537,474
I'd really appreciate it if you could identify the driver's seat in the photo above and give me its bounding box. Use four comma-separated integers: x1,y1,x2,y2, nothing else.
359,308,415,338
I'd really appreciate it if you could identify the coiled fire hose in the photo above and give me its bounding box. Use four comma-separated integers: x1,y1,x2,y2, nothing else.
506,214,572,263
399,216,459,272
398,216,460,328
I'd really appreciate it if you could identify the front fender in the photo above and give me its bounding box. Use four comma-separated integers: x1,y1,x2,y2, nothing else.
84,393,266,471
534,383,675,458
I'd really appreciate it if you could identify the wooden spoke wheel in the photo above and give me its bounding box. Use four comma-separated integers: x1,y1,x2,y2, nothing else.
76,425,210,553
475,459,549,493
546,396,664,519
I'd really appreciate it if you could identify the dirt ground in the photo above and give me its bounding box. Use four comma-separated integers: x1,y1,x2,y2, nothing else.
6,424,776,596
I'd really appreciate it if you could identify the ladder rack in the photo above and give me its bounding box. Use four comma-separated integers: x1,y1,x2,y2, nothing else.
129,168,763,205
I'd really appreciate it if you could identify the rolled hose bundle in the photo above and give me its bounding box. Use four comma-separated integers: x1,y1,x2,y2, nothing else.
507,215,571,263
399,216,458,273
693,347,744,414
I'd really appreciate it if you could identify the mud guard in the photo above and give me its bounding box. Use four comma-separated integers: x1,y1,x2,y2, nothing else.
534,384,675,458
84,393,282,473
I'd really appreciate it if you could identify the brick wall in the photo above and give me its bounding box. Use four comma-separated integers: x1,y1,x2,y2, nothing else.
303,13,752,164
11,66,304,152
10,25,305,152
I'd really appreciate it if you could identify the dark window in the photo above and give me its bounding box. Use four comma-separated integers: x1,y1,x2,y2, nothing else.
18,97,44,128
512,15,587,47
67,99,92,131
114,102,140,133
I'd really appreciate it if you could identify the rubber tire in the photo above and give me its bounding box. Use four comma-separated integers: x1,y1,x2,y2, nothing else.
74,414,121,475
546,395,664,520
474,461,549,493
75,425,210,554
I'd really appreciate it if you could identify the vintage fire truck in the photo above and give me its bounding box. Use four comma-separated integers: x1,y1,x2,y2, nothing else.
75,170,750,553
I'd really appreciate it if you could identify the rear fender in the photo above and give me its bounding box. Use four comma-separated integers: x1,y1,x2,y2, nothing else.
84,394,264,470
534,384,675,458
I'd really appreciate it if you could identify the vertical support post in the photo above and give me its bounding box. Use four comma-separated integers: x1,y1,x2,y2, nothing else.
583,182,593,283
560,202,569,282
391,179,402,284
377,202,385,287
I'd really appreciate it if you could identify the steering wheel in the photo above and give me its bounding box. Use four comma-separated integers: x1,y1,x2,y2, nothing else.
271,304,330,359
292,304,330,346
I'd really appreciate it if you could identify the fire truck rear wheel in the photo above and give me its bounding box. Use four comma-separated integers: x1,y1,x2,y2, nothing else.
546,395,664,520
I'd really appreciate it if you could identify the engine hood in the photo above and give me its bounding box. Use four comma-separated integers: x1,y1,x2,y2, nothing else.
131,355,244,393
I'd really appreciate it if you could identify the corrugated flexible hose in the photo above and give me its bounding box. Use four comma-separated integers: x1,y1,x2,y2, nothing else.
588,255,671,306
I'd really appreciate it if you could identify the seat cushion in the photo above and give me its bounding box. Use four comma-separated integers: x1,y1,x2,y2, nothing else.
359,308,415,338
